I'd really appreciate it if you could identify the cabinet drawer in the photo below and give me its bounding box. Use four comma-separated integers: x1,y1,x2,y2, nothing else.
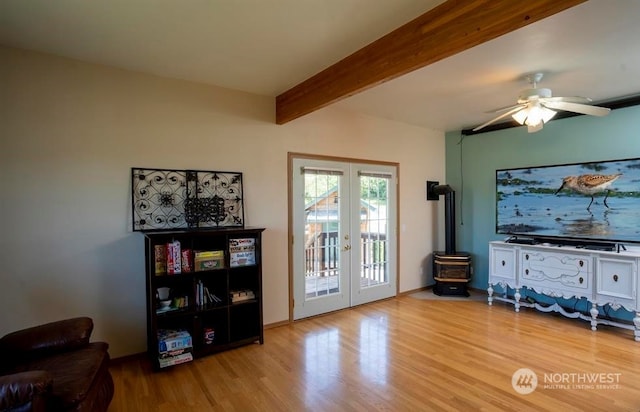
597,258,636,300
520,249,591,292
490,246,516,280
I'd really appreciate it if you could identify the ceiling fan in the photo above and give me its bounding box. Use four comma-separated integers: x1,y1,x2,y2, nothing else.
473,73,611,133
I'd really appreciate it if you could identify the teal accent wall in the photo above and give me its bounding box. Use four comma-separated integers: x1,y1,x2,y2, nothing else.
445,105,640,292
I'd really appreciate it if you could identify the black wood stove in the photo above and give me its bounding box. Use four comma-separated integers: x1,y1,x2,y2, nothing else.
432,251,471,296
427,182,471,296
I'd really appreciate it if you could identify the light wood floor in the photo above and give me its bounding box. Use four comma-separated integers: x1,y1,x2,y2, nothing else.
109,294,640,411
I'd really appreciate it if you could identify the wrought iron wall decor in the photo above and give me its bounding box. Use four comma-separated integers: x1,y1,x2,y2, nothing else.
131,168,244,231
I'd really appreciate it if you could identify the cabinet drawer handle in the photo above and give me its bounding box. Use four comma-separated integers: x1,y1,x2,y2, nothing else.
613,274,619,282
579,277,584,284
525,254,529,260
501,260,505,266
579,260,584,267
525,269,529,275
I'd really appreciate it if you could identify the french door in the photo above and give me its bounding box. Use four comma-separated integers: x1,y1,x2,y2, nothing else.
291,157,397,320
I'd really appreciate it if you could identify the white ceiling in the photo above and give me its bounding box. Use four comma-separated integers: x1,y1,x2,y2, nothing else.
1,0,639,132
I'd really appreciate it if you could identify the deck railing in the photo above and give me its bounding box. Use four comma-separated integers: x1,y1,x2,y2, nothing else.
305,232,387,281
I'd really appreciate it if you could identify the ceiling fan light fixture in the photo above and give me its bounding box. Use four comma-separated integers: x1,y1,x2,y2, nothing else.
525,105,544,126
540,106,557,123
511,104,557,130
511,109,528,125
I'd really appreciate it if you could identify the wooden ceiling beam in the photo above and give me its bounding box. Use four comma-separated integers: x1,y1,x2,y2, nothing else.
275,0,587,124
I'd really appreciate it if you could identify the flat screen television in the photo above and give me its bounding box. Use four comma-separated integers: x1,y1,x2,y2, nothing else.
496,157,640,245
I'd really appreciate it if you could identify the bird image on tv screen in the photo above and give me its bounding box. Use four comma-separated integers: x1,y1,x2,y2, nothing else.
496,157,640,244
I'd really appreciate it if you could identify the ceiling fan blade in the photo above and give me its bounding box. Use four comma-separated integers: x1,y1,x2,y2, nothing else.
540,96,592,104
473,105,526,131
542,101,611,117
486,103,524,113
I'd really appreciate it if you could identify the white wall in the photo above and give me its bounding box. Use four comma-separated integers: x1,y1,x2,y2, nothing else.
0,46,445,357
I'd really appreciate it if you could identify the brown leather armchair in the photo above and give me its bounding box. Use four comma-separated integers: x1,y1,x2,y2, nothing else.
0,317,113,412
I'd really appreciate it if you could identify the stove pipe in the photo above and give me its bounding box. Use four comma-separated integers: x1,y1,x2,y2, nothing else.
432,184,456,255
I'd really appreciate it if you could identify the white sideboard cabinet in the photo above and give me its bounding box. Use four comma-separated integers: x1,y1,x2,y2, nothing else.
488,241,640,341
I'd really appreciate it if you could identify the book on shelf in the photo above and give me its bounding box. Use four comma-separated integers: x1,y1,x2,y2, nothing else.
158,352,193,368
229,238,256,267
195,250,225,259
154,245,166,275
159,346,193,359
194,250,225,271
157,328,192,342
195,281,223,307
181,249,193,273
166,240,182,275
157,328,194,367
155,242,185,275
158,329,192,353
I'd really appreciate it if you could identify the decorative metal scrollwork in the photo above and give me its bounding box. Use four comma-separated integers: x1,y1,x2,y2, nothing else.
131,168,244,231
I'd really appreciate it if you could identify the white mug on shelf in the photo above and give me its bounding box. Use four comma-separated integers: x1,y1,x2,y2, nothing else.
157,287,171,300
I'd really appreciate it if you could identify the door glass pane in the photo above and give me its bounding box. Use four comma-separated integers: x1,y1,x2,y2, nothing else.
304,172,341,299
359,175,389,288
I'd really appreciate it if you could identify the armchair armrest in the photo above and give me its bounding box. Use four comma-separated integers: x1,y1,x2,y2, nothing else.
0,370,52,411
0,317,93,361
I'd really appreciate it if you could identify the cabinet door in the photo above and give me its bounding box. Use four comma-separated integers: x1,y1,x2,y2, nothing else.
597,257,636,306
490,245,517,282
